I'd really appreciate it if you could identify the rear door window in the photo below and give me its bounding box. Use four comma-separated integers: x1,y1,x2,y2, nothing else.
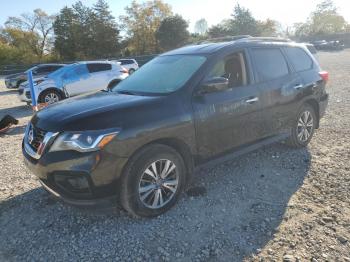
251,48,289,82
87,63,112,73
285,47,313,72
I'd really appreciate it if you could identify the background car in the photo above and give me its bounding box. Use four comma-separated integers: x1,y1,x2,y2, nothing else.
18,61,128,104
114,59,139,74
312,40,344,50
5,64,65,89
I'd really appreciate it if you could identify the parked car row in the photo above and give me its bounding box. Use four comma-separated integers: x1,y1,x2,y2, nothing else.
4,58,140,105
18,61,129,104
4,64,65,89
311,40,345,51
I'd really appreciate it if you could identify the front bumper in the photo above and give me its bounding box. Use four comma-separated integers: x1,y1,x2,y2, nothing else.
22,142,128,204
5,79,17,89
18,88,31,102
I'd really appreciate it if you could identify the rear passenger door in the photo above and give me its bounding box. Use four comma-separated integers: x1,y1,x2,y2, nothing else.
86,63,113,91
249,47,303,136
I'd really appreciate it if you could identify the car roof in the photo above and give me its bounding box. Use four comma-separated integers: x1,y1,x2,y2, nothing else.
162,36,303,56
36,63,66,67
76,61,114,64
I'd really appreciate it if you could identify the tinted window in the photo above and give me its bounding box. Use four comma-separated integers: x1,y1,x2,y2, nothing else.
285,47,313,72
119,60,134,65
251,48,289,82
114,55,206,94
87,63,112,73
35,66,51,74
207,52,248,88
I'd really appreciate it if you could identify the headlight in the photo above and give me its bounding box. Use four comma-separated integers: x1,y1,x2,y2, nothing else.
34,79,44,86
50,130,119,152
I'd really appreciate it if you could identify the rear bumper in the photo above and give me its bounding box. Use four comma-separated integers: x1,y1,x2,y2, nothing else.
319,93,329,119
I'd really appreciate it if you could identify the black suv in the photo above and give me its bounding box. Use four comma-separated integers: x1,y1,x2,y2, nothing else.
22,37,329,217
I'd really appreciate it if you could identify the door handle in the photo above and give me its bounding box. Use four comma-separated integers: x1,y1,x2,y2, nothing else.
294,84,303,90
245,97,259,104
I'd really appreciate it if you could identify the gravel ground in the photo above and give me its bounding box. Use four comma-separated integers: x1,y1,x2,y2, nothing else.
0,51,349,262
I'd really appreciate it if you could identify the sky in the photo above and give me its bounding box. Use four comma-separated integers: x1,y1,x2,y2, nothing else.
0,0,349,32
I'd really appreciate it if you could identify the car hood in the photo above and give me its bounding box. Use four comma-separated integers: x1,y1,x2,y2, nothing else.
32,91,161,132
6,72,25,80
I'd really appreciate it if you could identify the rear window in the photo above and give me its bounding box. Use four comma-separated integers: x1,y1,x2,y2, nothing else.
285,47,313,72
87,63,112,73
251,48,289,82
119,60,134,65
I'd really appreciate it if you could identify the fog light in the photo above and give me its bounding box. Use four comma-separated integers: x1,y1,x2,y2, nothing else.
67,177,89,190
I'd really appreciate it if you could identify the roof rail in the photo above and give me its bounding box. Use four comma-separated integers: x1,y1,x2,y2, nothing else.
243,37,292,42
197,35,252,44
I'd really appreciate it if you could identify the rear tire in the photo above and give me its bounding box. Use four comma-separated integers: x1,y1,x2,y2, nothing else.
38,89,62,104
120,144,186,218
129,68,135,75
285,104,316,148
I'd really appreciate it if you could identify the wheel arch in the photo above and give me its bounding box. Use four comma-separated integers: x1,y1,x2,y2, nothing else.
121,137,195,185
38,87,66,102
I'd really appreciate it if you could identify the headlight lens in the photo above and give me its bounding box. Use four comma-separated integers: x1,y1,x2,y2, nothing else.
34,79,44,86
50,130,118,152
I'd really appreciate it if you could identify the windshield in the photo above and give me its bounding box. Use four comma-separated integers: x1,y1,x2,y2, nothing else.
47,64,73,78
24,65,38,73
113,55,206,94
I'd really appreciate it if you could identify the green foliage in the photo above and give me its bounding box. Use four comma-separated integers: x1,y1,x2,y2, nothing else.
294,0,348,38
156,15,189,51
208,5,279,38
53,0,120,60
121,0,172,55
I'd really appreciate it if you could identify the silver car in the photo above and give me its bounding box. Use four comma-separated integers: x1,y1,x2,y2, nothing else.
18,61,129,104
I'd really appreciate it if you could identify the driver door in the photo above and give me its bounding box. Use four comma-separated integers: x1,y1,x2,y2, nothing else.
192,50,263,159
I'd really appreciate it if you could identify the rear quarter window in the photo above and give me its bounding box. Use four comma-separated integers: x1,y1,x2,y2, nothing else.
87,63,112,73
251,48,289,82
285,47,313,72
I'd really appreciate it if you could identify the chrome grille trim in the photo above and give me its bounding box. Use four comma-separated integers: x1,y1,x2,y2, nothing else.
23,123,58,160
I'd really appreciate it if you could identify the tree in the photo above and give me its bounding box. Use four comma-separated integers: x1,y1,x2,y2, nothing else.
229,4,259,36
53,1,120,60
156,15,189,51
121,0,172,55
194,18,208,35
91,0,120,58
258,19,279,37
293,0,348,38
207,19,231,38
5,9,55,58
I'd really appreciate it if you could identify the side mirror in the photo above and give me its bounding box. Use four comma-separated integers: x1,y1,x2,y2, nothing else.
198,77,229,95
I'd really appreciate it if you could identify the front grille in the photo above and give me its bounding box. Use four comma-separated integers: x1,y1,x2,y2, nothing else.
28,124,47,152
18,89,24,95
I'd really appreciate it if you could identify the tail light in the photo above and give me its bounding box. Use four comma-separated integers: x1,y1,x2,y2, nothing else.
319,71,329,83
120,67,128,74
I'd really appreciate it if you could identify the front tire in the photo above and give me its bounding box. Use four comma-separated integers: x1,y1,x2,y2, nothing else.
286,104,316,148
38,89,62,104
120,144,186,218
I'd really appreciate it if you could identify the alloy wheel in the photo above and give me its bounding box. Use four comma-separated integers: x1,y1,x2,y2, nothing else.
138,159,179,209
297,110,314,142
44,93,59,104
